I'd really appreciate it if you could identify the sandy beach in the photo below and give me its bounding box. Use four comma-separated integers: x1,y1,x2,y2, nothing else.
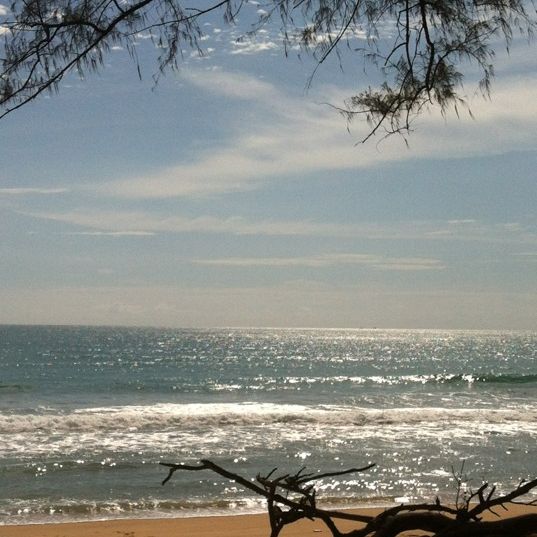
3,505,537,537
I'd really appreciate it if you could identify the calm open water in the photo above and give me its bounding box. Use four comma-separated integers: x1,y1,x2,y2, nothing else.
1,325,536,524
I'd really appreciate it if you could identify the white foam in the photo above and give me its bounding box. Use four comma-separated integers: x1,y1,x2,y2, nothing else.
1,403,537,434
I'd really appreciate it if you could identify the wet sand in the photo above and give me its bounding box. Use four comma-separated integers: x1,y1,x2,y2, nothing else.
2,504,537,537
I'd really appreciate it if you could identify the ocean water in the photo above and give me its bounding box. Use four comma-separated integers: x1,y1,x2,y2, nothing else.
1,325,536,524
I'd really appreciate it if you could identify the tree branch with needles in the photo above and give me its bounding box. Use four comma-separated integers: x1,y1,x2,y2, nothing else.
1,0,535,139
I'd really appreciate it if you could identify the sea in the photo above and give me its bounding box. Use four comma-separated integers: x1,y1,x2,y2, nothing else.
1,325,536,525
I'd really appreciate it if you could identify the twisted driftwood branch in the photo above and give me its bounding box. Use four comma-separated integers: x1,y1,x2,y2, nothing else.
160,459,537,537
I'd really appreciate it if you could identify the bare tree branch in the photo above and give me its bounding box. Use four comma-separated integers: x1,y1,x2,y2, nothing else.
161,459,537,537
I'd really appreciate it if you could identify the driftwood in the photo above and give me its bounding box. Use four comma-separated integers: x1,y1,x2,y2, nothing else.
161,459,537,537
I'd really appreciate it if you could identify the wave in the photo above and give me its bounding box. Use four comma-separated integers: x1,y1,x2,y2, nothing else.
475,373,537,384
2,374,531,398
0,383,27,392
390,373,537,385
54,373,537,396
204,373,537,391
0,493,396,524
1,402,536,434
388,373,537,385
0,497,267,522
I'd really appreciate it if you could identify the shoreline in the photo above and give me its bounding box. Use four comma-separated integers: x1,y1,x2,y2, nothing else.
0,509,384,537
0,501,397,527
2,505,537,537
0,497,404,527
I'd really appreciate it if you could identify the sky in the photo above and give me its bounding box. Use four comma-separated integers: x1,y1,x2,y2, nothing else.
0,2,536,329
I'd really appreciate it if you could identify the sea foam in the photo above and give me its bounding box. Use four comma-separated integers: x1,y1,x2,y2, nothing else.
1,402,536,434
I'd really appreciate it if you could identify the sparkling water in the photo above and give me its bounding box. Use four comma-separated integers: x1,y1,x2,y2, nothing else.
1,326,536,524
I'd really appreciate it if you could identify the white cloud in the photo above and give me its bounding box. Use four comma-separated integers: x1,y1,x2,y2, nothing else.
0,187,68,195
193,253,445,271
230,39,279,55
183,68,276,100
22,209,537,244
512,252,537,263
0,4,9,15
26,210,358,236
62,231,155,237
94,66,537,200
95,70,385,198
447,220,477,225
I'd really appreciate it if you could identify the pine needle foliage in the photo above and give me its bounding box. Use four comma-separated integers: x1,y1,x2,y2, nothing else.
1,0,535,138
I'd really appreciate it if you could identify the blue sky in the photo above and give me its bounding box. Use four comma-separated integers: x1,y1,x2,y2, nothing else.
1,3,536,329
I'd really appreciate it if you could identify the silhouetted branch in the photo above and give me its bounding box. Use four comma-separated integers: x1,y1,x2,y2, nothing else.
2,0,536,139
161,459,537,537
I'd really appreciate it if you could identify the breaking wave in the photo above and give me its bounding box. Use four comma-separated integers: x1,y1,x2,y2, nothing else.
0,493,395,525
0,497,267,523
201,373,537,392
1,402,536,434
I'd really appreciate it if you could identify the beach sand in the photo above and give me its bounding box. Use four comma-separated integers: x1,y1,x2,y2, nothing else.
2,505,537,537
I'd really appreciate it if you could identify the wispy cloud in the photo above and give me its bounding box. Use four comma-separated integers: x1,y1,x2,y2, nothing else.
447,219,477,225
25,210,358,236
184,68,277,100
230,39,279,55
62,231,155,237
94,65,537,200
0,187,68,195
512,252,537,262
23,209,537,244
96,69,377,199
193,253,445,271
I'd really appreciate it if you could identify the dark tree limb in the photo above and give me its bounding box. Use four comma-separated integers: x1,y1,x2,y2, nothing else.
2,0,536,139
161,459,537,537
